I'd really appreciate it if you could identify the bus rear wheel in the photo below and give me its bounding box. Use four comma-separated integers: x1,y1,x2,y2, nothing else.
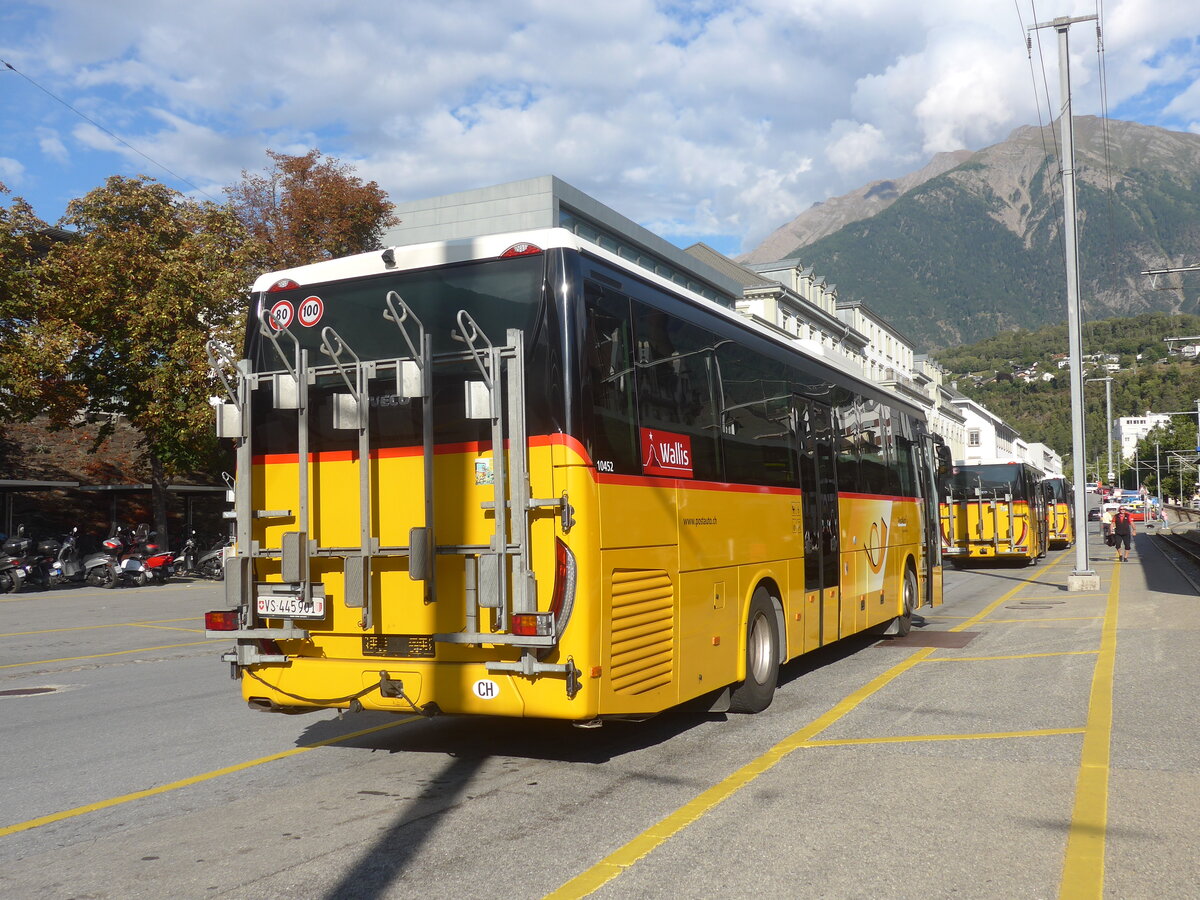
892,567,918,637
729,589,779,714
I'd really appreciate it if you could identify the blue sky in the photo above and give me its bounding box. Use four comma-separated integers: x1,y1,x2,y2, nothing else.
2,0,1198,257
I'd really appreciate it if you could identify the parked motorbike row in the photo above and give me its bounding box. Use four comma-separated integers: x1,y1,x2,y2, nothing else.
0,525,228,593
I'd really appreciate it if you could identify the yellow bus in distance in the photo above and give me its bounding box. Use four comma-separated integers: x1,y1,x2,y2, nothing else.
942,461,1049,565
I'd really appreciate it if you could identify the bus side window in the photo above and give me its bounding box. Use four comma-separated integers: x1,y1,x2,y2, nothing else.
716,342,797,487
582,282,640,474
631,301,722,481
836,396,861,494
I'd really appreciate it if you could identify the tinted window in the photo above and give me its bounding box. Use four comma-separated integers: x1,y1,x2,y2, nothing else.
583,282,639,473
716,342,797,487
632,302,722,481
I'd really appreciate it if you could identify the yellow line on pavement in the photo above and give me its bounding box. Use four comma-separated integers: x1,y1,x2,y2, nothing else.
0,641,213,669
0,717,420,837
921,650,1099,663
803,727,1085,747
1059,562,1120,899
0,617,198,638
969,616,1104,623
545,568,1047,899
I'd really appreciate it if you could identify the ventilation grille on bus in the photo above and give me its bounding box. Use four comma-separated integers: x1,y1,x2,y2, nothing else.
610,569,674,696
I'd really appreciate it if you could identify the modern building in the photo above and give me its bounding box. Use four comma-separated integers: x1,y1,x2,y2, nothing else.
1115,412,1172,461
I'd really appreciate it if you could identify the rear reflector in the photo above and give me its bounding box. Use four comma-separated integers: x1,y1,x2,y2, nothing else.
205,610,239,631
500,242,542,258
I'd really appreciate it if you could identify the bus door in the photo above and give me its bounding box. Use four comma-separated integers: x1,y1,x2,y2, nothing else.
795,397,840,647
916,435,948,607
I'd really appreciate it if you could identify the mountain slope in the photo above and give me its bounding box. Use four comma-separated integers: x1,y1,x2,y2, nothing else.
745,118,1200,351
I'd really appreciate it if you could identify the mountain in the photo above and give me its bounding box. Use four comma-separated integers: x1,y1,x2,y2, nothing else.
742,118,1200,351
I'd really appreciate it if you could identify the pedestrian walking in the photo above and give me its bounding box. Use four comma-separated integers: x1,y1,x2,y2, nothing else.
1100,505,1114,545
1112,505,1135,563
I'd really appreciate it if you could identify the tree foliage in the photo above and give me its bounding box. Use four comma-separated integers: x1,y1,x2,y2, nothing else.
936,312,1200,482
0,182,50,382
0,176,262,537
226,149,398,270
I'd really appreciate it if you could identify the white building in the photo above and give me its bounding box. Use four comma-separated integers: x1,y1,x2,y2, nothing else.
1115,412,1172,461
951,392,1020,463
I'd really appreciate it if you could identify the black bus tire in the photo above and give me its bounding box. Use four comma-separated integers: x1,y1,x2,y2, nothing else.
892,566,917,637
729,588,780,714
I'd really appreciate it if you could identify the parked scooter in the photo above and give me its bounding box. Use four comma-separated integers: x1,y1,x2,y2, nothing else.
0,533,26,593
141,529,174,585
172,529,199,577
4,526,53,590
195,534,231,580
106,525,149,586
48,527,119,589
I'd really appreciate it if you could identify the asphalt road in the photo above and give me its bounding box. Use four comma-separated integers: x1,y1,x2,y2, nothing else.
1,525,1198,899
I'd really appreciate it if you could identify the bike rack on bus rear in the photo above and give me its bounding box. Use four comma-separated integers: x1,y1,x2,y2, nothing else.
207,294,579,694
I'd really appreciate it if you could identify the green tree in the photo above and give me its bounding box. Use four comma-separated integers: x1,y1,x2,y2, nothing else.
0,182,50,417
226,149,398,270
1,175,261,540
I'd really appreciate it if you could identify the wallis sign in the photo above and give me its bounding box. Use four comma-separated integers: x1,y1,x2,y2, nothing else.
640,428,693,479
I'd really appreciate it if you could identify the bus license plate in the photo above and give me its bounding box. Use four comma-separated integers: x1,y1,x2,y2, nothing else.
257,593,325,619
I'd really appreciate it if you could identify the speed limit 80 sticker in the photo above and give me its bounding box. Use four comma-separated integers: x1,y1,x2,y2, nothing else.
297,296,324,327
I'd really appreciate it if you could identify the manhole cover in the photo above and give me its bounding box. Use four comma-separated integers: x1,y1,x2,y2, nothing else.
874,631,979,648
0,687,58,697
1006,604,1055,609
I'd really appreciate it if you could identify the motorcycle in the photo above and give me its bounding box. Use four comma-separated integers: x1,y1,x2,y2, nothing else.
195,535,231,580
48,527,119,589
106,525,149,586
0,533,26,593
172,529,199,577
3,527,51,590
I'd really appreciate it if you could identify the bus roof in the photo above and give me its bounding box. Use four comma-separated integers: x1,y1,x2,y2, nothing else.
250,226,926,420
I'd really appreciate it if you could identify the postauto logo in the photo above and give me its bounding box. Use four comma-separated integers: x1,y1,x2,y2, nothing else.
640,428,693,479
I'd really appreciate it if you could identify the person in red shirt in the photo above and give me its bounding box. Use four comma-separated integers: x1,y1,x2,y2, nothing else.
1112,506,1135,563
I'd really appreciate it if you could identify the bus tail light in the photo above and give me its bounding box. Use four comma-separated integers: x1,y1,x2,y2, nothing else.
268,278,300,292
205,610,239,631
500,242,542,258
549,538,577,637
512,612,554,636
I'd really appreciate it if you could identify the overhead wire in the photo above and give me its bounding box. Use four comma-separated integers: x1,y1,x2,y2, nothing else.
1,57,219,204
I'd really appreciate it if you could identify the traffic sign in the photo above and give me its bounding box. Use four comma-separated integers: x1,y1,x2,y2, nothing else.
268,299,294,330
297,296,324,327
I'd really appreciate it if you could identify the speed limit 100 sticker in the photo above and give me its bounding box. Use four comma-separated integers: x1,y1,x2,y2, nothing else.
297,295,324,327
268,299,294,329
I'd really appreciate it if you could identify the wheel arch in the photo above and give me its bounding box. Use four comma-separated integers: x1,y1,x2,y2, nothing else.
741,574,786,668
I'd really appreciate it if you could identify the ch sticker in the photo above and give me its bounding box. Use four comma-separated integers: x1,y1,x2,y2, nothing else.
472,679,500,700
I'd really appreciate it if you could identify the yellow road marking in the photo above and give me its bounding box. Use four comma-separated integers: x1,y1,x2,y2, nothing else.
0,617,198,638
803,727,1085,747
0,641,213,669
972,616,1104,623
921,650,1099,663
1059,562,1120,899
0,716,420,837
126,624,205,633
546,557,1066,898
546,570,1044,899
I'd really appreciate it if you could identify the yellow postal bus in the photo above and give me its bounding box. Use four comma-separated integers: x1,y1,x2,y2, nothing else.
1041,476,1075,549
206,227,946,722
942,461,1049,565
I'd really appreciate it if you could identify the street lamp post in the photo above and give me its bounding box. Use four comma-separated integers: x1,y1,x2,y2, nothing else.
1086,376,1114,487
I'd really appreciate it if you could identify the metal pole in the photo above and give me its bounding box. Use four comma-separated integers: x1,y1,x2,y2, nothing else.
1105,378,1113,485
1031,13,1098,583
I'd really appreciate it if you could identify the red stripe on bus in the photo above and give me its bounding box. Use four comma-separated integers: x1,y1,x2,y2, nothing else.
596,472,801,496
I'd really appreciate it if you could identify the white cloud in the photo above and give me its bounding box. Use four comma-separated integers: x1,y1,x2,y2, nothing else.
0,157,26,183
2,0,1199,250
